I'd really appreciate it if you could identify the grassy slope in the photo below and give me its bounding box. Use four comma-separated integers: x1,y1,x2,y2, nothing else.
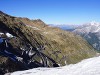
0,13,96,66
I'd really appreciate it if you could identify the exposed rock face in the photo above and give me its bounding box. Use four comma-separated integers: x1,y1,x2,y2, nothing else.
0,11,96,74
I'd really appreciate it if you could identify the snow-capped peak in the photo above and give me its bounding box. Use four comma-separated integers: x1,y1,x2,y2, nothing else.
74,21,100,34
85,21,100,26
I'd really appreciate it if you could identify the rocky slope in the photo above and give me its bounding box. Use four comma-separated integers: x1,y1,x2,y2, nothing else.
73,21,100,50
0,11,96,74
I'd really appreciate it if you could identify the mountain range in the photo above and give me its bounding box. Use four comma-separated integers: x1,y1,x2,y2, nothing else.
73,21,100,51
0,11,96,74
51,21,100,51
49,24,79,31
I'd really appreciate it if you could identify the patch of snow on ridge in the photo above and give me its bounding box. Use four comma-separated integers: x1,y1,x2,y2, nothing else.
6,33,14,37
43,32,48,34
93,27,100,33
27,25,40,30
10,56,100,75
0,32,4,35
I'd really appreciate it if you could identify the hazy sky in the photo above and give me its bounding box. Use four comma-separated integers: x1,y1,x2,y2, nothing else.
0,0,100,24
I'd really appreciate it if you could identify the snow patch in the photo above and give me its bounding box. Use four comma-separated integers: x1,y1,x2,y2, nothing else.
93,27,100,33
93,43,98,48
43,32,48,34
0,32,4,35
10,56,100,75
6,33,14,38
27,25,40,30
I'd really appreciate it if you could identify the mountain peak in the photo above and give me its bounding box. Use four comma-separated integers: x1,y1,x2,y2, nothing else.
0,11,6,15
0,11,7,14
90,21,100,26
0,11,4,14
0,11,10,17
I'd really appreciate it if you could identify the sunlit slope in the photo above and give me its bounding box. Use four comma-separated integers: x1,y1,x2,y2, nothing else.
0,11,96,66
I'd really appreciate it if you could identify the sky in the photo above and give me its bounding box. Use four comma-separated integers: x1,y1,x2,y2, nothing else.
0,0,100,24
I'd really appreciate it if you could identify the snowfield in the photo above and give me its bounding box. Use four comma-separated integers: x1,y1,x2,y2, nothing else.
9,56,100,75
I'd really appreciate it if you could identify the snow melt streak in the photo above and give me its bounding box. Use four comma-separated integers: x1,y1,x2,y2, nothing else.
11,56,100,75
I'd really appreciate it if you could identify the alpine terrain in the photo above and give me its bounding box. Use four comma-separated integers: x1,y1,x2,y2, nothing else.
73,21,100,51
0,11,96,74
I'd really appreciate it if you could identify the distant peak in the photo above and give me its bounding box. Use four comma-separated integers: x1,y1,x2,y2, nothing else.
89,21,100,26
90,21,100,25
0,11,5,14
0,11,9,16
84,21,100,26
